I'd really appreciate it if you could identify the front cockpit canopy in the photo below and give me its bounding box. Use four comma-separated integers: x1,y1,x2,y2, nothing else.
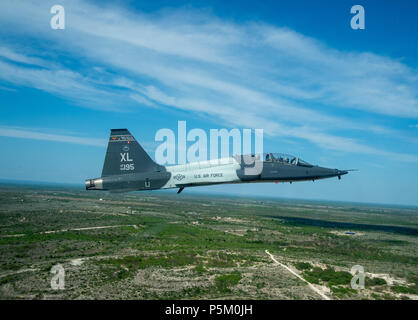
264,153,313,167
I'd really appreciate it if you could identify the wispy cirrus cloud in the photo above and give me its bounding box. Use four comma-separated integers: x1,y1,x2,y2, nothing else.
0,85,16,92
0,46,49,67
0,126,106,147
0,47,137,111
0,0,417,160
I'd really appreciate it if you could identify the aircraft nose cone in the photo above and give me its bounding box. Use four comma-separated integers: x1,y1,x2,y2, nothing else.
338,170,348,176
316,167,348,180
335,169,348,180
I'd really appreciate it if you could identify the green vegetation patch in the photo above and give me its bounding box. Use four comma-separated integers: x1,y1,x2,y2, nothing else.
392,285,417,295
365,277,387,287
215,271,242,293
303,266,352,286
294,262,313,270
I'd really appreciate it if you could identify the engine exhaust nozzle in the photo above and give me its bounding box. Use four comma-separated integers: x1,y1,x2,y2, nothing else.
85,178,103,190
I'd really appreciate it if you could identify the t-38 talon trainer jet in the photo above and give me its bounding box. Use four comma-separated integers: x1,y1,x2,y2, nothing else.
85,129,349,193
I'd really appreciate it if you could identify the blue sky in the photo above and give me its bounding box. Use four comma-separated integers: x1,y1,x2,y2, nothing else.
0,0,417,205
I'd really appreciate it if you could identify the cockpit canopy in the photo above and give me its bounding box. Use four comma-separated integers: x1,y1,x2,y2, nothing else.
263,153,313,167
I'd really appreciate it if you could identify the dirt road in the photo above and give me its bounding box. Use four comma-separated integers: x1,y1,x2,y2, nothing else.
265,250,331,300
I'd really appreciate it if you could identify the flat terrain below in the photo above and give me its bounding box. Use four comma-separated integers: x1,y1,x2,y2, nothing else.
0,184,417,300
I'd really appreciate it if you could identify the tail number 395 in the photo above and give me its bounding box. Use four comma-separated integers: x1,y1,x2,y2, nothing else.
120,163,135,171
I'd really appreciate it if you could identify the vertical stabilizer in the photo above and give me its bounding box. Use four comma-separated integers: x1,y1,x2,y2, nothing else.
101,129,161,177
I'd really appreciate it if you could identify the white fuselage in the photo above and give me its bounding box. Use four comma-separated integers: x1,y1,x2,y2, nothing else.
161,157,242,189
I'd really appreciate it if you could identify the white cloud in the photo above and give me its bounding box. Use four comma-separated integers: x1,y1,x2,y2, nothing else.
0,46,49,67
0,85,16,92
0,126,106,147
0,51,138,111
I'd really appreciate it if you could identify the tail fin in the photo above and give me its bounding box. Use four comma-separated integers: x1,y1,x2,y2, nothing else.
101,129,161,177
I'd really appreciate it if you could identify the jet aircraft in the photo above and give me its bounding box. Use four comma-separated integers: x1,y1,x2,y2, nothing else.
85,129,349,193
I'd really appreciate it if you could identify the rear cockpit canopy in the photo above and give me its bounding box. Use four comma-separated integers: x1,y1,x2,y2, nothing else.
264,153,313,167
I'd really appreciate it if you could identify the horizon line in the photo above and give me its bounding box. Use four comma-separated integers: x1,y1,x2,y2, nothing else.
1,178,417,210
